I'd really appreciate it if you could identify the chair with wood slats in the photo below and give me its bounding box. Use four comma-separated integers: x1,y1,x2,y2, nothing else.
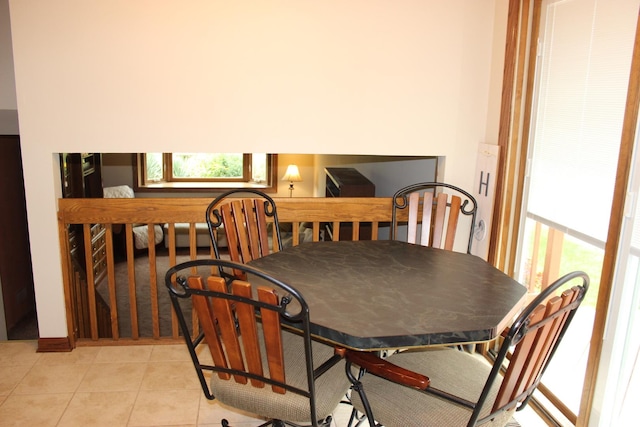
165,258,350,427
391,182,478,254
206,189,283,277
341,271,589,427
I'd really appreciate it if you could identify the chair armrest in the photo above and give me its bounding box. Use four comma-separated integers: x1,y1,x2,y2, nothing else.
337,348,430,390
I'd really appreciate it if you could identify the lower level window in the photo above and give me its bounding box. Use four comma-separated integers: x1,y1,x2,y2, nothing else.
136,153,276,191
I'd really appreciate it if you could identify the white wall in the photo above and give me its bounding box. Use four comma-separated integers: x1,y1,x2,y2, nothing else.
8,0,507,339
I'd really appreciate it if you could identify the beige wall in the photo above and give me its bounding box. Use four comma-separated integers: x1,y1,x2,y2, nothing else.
8,0,508,338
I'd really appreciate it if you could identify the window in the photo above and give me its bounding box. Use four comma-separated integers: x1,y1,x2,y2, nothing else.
513,0,639,423
135,153,277,191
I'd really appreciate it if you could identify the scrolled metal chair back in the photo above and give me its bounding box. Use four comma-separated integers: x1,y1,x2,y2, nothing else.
391,182,478,254
205,189,283,276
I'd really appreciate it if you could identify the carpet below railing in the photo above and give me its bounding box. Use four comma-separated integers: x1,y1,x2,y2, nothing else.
98,253,221,339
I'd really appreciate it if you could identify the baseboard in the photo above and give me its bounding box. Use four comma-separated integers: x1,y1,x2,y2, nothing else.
37,337,73,352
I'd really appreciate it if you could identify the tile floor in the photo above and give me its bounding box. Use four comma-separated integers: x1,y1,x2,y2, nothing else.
0,340,353,427
0,340,546,427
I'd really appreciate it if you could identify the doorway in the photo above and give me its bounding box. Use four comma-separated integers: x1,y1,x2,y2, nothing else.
0,135,38,340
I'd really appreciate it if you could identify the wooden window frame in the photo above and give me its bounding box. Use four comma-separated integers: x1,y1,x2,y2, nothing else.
133,153,278,193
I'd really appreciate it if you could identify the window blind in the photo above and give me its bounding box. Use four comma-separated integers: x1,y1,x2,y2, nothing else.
527,0,639,245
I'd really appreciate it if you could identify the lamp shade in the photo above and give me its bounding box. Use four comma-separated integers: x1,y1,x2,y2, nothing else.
282,164,302,182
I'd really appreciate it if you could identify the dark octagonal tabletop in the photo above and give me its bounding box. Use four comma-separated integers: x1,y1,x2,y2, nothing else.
248,240,527,351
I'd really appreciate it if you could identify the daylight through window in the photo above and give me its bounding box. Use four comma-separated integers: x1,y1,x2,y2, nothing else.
136,153,275,191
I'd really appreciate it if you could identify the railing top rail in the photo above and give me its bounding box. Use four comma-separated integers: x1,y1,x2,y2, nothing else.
58,196,397,224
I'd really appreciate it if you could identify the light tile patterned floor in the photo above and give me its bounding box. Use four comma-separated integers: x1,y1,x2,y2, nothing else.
0,340,353,427
0,340,546,426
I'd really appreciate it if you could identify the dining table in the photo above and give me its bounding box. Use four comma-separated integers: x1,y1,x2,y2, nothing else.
247,240,528,352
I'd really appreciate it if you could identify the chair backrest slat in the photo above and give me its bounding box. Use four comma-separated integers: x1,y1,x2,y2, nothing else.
241,199,262,260
258,286,286,394
493,305,545,409
188,276,230,380
206,190,282,271
230,200,254,263
220,203,242,263
526,288,580,385
509,297,563,403
443,195,461,251
207,276,247,384
407,192,420,245
431,193,448,249
165,258,328,425
187,274,288,391
419,192,433,246
232,280,265,388
492,285,582,411
252,199,273,257
392,182,477,254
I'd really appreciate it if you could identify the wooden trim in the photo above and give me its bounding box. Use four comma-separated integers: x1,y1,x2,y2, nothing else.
57,197,397,224
58,196,402,346
134,153,278,192
82,223,99,340
37,337,73,352
577,8,640,427
489,0,522,267
507,0,541,276
499,0,532,274
527,221,542,291
58,213,77,347
492,0,537,275
542,228,564,288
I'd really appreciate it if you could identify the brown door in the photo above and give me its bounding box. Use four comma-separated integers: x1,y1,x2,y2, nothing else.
0,135,36,332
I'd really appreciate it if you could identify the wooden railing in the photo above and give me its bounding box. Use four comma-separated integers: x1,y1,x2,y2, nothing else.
57,197,397,345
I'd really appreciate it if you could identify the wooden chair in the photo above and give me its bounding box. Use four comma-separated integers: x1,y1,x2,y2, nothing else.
342,271,589,427
165,259,350,427
206,189,283,276
391,182,478,254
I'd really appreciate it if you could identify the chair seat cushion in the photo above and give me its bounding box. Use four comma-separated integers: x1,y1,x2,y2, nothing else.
210,330,350,423
351,347,514,427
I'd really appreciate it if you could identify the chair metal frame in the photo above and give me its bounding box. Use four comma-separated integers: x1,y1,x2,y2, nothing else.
391,182,478,254
165,258,343,427
206,189,283,275
344,270,589,427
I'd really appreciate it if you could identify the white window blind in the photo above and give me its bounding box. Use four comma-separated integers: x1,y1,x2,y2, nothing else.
527,0,639,245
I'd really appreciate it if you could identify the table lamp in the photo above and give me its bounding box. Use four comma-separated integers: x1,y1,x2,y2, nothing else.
282,164,302,197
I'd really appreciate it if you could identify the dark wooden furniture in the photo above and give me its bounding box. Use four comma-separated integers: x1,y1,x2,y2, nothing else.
61,153,103,199
60,153,110,338
324,167,375,240
60,153,106,282
249,240,528,351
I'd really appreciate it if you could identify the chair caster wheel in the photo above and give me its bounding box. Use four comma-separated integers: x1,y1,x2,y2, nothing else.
221,419,229,427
